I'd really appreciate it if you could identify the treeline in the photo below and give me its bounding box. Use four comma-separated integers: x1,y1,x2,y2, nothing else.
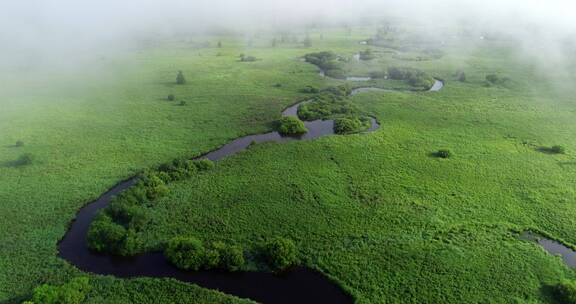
87,158,215,256
165,236,299,272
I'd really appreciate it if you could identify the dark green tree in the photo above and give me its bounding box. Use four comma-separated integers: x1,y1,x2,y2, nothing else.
264,237,298,271
165,236,206,271
176,71,186,85
277,117,308,136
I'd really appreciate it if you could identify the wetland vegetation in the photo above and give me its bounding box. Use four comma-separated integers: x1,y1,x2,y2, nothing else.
3,5,576,304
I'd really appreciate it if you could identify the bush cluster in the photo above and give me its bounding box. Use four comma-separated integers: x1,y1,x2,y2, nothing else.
25,277,91,304
388,67,435,89
433,149,453,159
297,85,357,121
165,237,245,272
239,54,257,62
276,117,308,136
334,117,370,134
264,237,299,271
87,159,215,256
484,74,511,87
304,51,347,79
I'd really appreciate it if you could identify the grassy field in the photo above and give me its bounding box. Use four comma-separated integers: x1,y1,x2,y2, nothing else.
2,25,576,303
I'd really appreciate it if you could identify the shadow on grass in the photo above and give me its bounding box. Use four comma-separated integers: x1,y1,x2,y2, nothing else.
540,284,562,304
537,147,564,155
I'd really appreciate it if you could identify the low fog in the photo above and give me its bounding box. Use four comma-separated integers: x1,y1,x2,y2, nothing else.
1,0,575,73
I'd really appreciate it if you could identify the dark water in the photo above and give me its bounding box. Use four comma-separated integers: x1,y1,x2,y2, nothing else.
58,77,443,303
521,231,576,267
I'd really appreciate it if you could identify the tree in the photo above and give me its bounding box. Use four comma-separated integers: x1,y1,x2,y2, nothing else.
271,38,277,47
458,71,466,82
87,215,127,253
211,241,245,271
217,41,222,48
551,145,566,154
277,117,308,136
434,149,452,159
176,71,186,85
264,237,298,271
165,236,206,271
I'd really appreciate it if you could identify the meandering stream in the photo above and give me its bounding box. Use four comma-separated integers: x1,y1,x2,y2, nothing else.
58,65,444,303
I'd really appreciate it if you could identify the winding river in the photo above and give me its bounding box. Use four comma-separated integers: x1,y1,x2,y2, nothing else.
58,65,444,303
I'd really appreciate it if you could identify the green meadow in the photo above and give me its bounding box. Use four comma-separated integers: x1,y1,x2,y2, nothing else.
2,26,576,303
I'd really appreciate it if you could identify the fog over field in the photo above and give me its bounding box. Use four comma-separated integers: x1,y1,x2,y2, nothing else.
1,0,575,70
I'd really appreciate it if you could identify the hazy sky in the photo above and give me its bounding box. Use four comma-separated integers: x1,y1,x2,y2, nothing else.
1,0,575,69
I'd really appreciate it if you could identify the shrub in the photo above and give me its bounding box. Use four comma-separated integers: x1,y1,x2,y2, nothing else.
273,83,283,88
334,117,364,134
434,149,452,159
330,85,353,96
176,71,186,85
485,74,499,84
30,277,91,304
167,94,175,101
457,71,466,82
106,202,148,230
387,67,410,80
179,100,187,106
240,54,257,62
15,140,24,147
277,117,308,136
554,281,576,304
264,237,298,271
165,236,206,271
485,74,511,86
297,91,358,122
14,153,34,166
194,159,215,171
304,52,338,68
87,214,127,253
407,71,434,89
551,145,566,154
388,67,434,89
300,85,320,94
304,51,345,77
140,172,169,200
211,241,245,271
